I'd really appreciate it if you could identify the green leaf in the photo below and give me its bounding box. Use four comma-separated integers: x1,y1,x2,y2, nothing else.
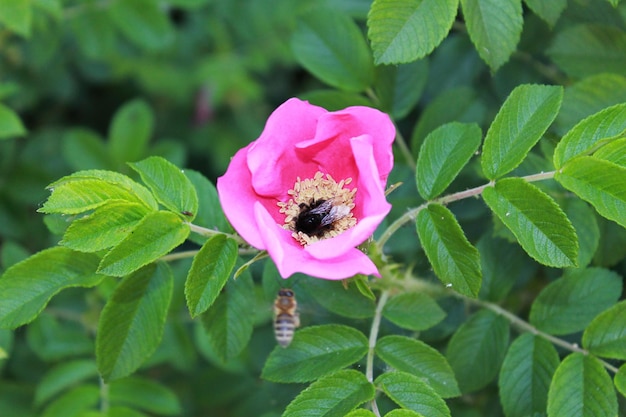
553,102,626,169
291,8,373,92
382,292,446,331
40,170,158,214
555,156,626,229
262,324,368,383
0,0,32,37
185,169,231,238
547,24,626,79
582,300,626,360
416,204,481,297
375,60,429,119
384,411,425,417
499,334,560,417
615,364,626,398
185,235,238,318
284,370,375,417
416,122,482,199
594,137,626,166
98,211,189,277
345,409,378,417
481,84,563,179
367,0,458,65
108,0,174,50
376,371,451,417
0,247,103,329
34,359,98,406
562,199,600,268
524,0,566,27
61,201,150,253
26,314,93,361
547,353,617,417
446,309,509,393
70,6,117,59
529,268,622,336
109,377,182,415
376,335,460,398
96,263,173,381
0,103,27,139
40,385,100,417
129,156,198,219
109,99,154,162
305,279,376,319
460,0,522,70
482,178,578,267
62,128,115,171
200,271,255,363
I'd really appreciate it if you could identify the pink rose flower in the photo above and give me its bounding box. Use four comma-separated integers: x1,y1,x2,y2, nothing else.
217,98,395,279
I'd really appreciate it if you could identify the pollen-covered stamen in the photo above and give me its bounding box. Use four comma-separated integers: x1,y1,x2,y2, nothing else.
277,171,357,246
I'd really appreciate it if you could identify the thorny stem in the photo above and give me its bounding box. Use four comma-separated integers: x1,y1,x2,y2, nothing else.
366,290,390,416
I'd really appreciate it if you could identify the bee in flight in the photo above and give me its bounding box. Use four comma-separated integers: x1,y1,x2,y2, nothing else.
294,199,351,237
274,288,300,348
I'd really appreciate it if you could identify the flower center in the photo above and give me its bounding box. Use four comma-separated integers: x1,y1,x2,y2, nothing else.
277,171,357,246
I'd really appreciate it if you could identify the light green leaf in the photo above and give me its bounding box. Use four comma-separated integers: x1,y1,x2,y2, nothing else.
367,0,458,65
615,364,626,398
524,0,566,27
200,271,255,363
34,359,98,406
40,385,99,417
96,263,173,381
460,0,522,70
446,309,509,393
384,411,425,417
129,156,198,219
594,137,626,166
376,335,460,398
305,279,376,319
0,103,27,139
547,24,626,79
98,211,189,277
554,102,626,168
382,292,446,331
555,156,626,228
185,235,238,318
0,0,32,37
345,409,378,417
529,268,622,335
284,370,375,417
416,204,481,297
482,178,578,267
109,99,154,162
375,59,429,119
108,0,174,50
62,128,115,171
0,247,103,329
291,8,373,92
582,300,626,360
376,371,451,417
547,353,617,417
61,201,150,252
481,84,563,179
262,324,368,383
109,376,182,415
416,122,482,199
499,334,560,417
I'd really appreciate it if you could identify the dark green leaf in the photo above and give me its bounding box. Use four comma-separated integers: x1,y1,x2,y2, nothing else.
109,99,154,162
39,385,99,417
98,211,189,277
300,90,374,111
185,170,231,240
554,102,626,168
108,0,175,50
26,314,93,361
529,268,622,335
70,7,117,59
376,371,451,417
368,0,458,65
562,199,600,268
582,300,626,360
460,0,523,70
200,272,255,363
0,102,27,139
498,334,560,417
34,359,98,406
0,247,103,329
481,84,563,179
524,0,566,27
376,335,460,398
0,0,31,37
482,178,578,267
284,370,375,417
382,292,446,331
547,353,617,417
615,364,626,398
62,128,115,171
375,60,429,119
556,156,626,228
291,8,373,92
446,309,509,393
416,204,481,297
109,376,182,415
306,279,376,319
185,235,238,317
97,263,173,381
416,122,481,199
262,324,368,383
129,156,199,219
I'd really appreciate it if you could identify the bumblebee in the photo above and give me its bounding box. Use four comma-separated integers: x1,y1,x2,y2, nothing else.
274,289,300,347
294,199,351,237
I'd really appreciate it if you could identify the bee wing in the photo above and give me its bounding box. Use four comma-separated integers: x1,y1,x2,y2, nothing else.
319,204,351,227
306,199,335,215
